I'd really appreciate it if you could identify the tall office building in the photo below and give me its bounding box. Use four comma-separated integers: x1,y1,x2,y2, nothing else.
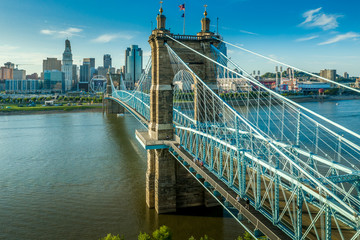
72,65,78,89
43,58,61,72
44,70,65,92
13,68,26,80
79,59,92,92
125,45,143,89
343,72,349,79
83,58,95,69
103,54,112,69
0,62,14,80
42,58,61,80
320,69,336,82
83,58,96,79
80,63,90,83
61,39,73,91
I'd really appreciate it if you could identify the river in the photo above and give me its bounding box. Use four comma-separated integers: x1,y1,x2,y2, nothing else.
0,99,359,240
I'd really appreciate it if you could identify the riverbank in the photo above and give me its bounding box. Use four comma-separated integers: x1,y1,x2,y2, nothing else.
287,94,360,103
0,104,103,115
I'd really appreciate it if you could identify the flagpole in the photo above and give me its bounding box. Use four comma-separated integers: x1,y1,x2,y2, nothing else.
183,8,185,35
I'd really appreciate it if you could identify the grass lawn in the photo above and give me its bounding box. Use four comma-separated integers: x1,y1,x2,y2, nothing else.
0,104,102,113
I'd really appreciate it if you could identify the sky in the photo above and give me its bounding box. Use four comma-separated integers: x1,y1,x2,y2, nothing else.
0,0,359,77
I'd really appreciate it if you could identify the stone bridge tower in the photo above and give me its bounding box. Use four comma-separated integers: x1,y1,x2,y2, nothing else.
146,5,222,213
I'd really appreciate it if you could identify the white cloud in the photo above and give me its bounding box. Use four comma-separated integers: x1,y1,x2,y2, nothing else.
301,7,322,25
319,32,360,45
92,33,135,43
239,30,258,35
300,8,341,30
296,35,319,42
92,34,120,43
40,29,56,35
40,27,83,38
0,44,19,51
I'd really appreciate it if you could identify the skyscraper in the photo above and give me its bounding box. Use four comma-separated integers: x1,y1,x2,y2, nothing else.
125,45,143,89
80,63,90,83
79,63,90,92
61,39,73,91
42,58,61,80
43,58,61,72
83,58,96,80
103,54,112,69
72,65,78,89
83,58,95,69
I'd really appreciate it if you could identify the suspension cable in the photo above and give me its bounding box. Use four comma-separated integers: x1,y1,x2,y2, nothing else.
165,34,360,143
214,37,360,94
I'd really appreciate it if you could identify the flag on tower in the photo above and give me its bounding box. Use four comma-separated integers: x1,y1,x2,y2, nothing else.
179,3,186,35
179,3,185,10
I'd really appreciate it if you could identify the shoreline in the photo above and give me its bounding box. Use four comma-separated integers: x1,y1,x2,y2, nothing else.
1,95,359,116
287,95,360,103
0,106,103,116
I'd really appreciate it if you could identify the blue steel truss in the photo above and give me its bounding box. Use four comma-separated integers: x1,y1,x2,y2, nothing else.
105,40,360,240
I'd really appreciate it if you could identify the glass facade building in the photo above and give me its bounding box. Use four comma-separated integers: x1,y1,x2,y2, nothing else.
125,45,143,89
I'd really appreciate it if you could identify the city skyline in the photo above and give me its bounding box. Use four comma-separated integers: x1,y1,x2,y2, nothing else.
0,0,359,76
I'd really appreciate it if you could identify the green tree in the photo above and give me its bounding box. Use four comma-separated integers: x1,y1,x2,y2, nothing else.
99,234,124,240
152,225,172,240
31,97,37,103
189,235,213,240
138,232,152,240
235,232,254,240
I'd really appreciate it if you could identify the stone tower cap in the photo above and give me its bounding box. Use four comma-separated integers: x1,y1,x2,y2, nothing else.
156,1,166,30
65,39,71,51
201,5,211,33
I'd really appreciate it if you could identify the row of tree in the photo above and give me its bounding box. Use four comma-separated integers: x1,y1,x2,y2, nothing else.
0,96,103,104
100,225,254,240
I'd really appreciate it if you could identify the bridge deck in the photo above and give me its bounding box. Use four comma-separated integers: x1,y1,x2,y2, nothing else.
169,142,292,240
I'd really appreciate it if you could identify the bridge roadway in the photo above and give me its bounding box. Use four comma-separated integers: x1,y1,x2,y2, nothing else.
167,142,291,240
105,95,149,128
134,124,290,240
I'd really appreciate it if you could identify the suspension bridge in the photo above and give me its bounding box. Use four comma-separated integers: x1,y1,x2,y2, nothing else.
103,6,360,240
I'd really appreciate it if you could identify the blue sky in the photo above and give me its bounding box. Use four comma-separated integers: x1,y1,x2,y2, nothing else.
0,0,359,76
